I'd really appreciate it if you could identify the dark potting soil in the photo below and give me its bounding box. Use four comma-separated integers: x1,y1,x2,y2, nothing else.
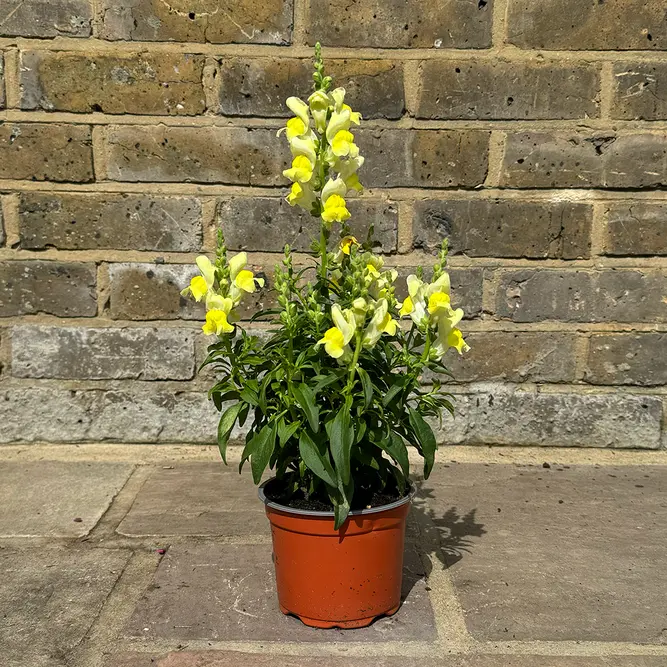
264,478,408,512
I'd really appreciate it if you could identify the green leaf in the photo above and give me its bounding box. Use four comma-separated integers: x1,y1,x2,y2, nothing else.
292,383,320,434
409,408,437,478
333,476,354,530
299,431,336,488
278,419,301,446
328,407,355,486
380,431,410,479
357,367,373,410
216,403,243,464
249,424,276,485
382,382,404,407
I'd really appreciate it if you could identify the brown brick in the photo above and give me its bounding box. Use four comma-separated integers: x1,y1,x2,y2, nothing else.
19,193,203,251
413,199,592,259
220,197,397,253
0,261,96,317
12,325,195,380
218,58,405,119
417,61,600,120
306,0,493,48
99,0,292,44
612,62,667,120
495,269,667,323
0,123,93,182
0,55,5,109
0,0,92,37
393,266,483,319
0,199,4,246
507,0,667,50
501,132,667,189
105,125,286,185
20,51,205,115
443,332,578,383
602,202,667,256
359,129,489,188
585,333,667,386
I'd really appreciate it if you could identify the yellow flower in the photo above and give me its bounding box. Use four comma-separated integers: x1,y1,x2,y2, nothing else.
286,96,310,127
326,107,351,142
363,299,397,348
366,263,381,279
180,255,215,301
342,104,362,125
202,309,234,336
283,155,314,183
308,90,331,133
286,181,316,210
229,252,264,300
185,275,208,301
428,291,451,315
399,296,414,317
447,328,470,355
321,194,351,225
344,173,363,193
331,130,359,158
289,135,317,164
340,235,359,255
279,116,307,140
317,304,356,359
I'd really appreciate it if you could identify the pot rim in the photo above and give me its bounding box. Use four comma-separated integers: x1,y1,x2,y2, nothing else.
258,477,416,517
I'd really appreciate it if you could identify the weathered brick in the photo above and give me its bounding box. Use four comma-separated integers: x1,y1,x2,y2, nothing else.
220,197,398,253
20,51,205,115
440,332,578,383
0,123,93,182
12,325,196,380
19,193,203,251
437,386,663,449
99,0,292,44
393,267,483,319
602,202,667,256
417,61,600,120
612,62,667,120
413,199,591,259
306,0,493,48
495,269,667,323
0,200,5,246
359,129,489,188
0,261,96,317
109,263,201,321
0,0,92,38
507,0,667,50
501,132,667,189
218,58,404,119
0,387,218,443
105,125,286,184
0,55,5,109
585,333,667,387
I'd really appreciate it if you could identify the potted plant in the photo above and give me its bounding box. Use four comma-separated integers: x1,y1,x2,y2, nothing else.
181,44,469,629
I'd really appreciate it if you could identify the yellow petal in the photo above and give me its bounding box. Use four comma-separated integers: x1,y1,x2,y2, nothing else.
331,130,356,157
428,291,451,315
399,296,414,317
340,235,359,255
202,309,234,336
196,256,215,287
317,327,346,359
285,116,307,140
235,269,257,293
187,275,208,302
447,328,470,354
228,252,247,279
321,194,351,224
381,313,398,336
283,155,314,183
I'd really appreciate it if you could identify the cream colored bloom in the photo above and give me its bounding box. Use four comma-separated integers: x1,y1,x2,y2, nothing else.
308,90,331,133
283,155,314,183
202,309,235,336
362,299,398,348
317,304,356,359
181,255,215,302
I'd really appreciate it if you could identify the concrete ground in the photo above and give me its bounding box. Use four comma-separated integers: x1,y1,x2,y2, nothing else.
1,444,666,667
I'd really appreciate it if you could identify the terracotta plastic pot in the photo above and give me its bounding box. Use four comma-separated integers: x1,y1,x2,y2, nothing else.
259,479,415,629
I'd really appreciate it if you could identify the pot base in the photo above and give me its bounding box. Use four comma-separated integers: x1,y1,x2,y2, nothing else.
280,602,400,629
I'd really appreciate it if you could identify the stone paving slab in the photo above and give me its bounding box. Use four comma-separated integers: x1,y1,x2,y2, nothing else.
0,461,133,537
0,547,130,667
420,463,667,644
125,542,435,642
116,463,266,537
107,652,667,666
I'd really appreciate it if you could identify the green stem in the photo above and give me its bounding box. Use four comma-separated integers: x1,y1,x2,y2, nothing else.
345,331,363,396
421,328,432,363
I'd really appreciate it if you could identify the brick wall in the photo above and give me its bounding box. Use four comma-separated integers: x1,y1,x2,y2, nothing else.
0,0,665,449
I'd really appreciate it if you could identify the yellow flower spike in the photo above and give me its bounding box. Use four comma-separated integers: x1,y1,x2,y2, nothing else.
321,194,351,225
283,155,314,183
331,130,359,158
317,327,347,359
235,269,258,293
202,309,234,336
428,291,451,315
286,96,310,127
183,275,208,302
340,235,359,255
399,296,414,317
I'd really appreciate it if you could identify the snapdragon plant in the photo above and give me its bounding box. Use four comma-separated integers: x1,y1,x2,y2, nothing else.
182,45,469,527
